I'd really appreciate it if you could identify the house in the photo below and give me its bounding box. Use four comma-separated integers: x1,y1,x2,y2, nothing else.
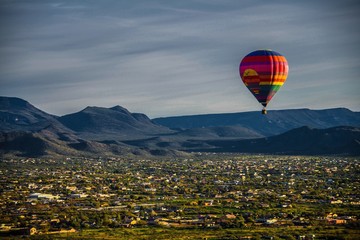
69,193,88,198
266,218,278,225
224,214,236,220
327,219,347,225
28,193,59,201
298,235,315,240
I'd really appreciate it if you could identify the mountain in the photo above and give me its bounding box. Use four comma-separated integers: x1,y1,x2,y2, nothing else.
153,108,360,136
0,121,182,158
1,96,360,157
58,106,174,140
187,126,360,156
0,96,68,132
0,97,177,157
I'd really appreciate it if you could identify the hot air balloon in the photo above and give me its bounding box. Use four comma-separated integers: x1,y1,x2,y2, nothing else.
239,50,289,114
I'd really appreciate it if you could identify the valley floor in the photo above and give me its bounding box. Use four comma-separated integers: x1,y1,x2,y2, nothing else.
22,226,360,240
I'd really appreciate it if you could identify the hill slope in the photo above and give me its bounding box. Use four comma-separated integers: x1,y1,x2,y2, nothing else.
188,126,360,155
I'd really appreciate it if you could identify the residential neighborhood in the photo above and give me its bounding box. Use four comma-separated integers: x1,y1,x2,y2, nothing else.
0,154,359,239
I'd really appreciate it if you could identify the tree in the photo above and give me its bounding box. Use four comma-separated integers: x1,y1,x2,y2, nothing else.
236,215,245,227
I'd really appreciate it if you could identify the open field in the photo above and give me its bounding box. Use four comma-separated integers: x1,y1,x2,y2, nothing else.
9,226,360,240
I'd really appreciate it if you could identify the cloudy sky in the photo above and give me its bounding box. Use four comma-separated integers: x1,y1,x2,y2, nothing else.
1,0,359,118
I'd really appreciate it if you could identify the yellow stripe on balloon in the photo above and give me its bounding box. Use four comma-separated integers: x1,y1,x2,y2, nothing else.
259,81,284,86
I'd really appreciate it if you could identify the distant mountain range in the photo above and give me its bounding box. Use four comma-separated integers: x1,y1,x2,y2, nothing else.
1,96,359,157
153,108,360,136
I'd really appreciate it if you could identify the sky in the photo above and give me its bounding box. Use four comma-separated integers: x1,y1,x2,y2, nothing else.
0,0,359,118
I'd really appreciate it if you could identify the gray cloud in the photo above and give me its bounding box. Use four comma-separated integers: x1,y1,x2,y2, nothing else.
1,0,359,117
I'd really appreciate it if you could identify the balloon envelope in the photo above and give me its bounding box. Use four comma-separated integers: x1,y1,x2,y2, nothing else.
239,50,289,108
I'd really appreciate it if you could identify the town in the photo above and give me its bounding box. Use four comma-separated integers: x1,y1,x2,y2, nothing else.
0,154,359,239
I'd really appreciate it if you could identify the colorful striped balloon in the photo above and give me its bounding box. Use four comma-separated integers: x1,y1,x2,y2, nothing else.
239,50,289,114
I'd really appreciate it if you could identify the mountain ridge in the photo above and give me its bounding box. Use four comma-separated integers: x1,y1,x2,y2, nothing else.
1,96,359,157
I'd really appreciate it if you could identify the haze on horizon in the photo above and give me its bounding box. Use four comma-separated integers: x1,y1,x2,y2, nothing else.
0,0,359,118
